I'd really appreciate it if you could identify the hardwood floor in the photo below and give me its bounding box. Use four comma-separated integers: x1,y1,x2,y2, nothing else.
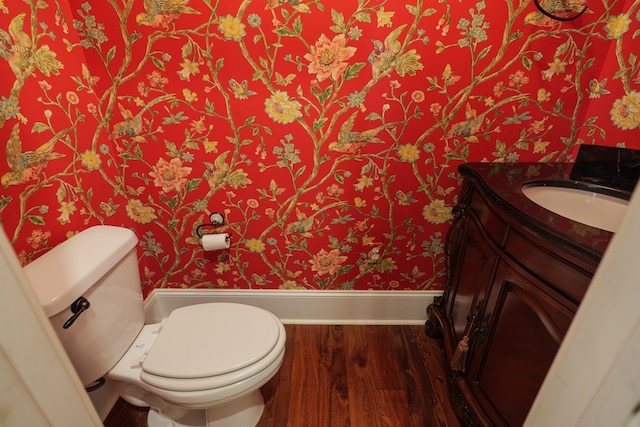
104,325,461,427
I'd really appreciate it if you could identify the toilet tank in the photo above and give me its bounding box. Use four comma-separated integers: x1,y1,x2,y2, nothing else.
23,225,145,387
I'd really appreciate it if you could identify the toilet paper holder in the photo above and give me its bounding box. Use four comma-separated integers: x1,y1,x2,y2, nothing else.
196,212,229,239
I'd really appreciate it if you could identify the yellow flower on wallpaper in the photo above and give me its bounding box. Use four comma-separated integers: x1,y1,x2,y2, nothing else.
376,7,394,27
304,34,356,82
604,14,631,39
57,201,76,224
610,91,640,130
178,59,200,81
80,150,101,170
182,88,198,102
264,91,302,124
149,158,192,193
397,144,420,162
126,199,157,224
245,238,265,253
217,14,245,42
422,200,453,225
280,280,305,290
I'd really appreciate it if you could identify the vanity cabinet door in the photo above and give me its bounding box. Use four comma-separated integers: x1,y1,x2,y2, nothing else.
466,261,574,427
446,214,498,346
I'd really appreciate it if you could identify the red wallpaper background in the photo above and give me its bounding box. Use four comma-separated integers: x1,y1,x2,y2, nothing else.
1,0,639,297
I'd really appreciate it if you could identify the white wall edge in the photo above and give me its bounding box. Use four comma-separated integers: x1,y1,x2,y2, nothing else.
143,289,441,325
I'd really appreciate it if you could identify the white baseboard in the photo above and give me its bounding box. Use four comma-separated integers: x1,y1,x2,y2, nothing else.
144,289,441,325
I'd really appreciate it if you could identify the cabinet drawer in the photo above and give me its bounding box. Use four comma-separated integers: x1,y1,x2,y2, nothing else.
505,230,591,304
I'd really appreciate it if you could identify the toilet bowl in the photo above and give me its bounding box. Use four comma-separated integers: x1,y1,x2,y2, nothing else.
109,303,286,427
23,225,286,427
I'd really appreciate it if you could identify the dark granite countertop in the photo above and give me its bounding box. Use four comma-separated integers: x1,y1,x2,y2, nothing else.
459,162,616,265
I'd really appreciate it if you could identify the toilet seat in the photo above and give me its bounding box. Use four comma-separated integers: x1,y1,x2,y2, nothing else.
139,303,282,392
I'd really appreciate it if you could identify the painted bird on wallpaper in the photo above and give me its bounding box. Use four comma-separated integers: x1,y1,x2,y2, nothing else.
0,13,32,77
368,24,406,79
111,94,174,139
524,0,588,26
2,123,66,188
444,103,483,144
328,111,385,154
136,0,200,28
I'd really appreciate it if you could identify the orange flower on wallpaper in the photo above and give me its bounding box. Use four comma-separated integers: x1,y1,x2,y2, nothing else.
149,158,193,193
310,249,348,276
304,34,356,82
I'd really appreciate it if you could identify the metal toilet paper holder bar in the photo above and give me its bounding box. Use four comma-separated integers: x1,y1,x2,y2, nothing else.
196,212,229,239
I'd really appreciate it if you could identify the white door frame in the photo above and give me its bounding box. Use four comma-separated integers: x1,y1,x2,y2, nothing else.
0,228,102,427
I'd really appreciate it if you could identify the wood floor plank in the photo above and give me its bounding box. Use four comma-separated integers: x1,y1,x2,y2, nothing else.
104,325,461,427
256,324,296,427
283,325,349,427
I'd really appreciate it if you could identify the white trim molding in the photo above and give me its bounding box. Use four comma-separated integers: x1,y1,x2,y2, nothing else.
144,289,441,325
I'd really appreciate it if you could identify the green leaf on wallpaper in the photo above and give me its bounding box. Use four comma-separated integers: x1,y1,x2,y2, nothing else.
106,46,116,64
538,151,560,162
186,178,202,192
227,170,252,189
330,9,346,33
553,99,564,114
274,26,297,37
444,150,464,161
292,16,303,35
313,117,327,131
311,85,332,103
337,264,354,276
344,62,366,80
165,140,178,156
56,185,66,203
245,116,255,126
406,5,419,16
583,57,595,70
477,46,491,61
27,215,45,226
152,56,165,71
522,56,532,71
167,219,178,230
205,99,215,114
295,165,306,178
181,42,192,57
423,8,437,17
354,12,370,23
31,122,49,133
376,258,397,273
162,111,189,124
555,40,569,57
333,173,344,184
215,58,224,71
331,214,354,224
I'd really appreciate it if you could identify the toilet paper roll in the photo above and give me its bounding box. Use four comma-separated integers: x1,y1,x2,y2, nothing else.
201,233,230,251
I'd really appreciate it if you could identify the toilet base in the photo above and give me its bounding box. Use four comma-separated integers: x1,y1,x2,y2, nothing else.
146,389,265,427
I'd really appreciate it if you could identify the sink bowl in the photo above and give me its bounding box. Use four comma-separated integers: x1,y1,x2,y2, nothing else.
521,182,629,233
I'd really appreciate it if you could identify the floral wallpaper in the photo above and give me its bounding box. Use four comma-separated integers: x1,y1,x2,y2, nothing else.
1,0,639,297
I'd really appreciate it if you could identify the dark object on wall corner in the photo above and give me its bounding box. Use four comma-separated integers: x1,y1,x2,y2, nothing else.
533,0,588,21
571,145,640,194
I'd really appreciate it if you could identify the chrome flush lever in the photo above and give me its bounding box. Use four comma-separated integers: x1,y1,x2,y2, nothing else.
63,296,91,329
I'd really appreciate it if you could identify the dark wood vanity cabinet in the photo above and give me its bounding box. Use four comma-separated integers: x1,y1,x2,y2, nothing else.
427,166,606,426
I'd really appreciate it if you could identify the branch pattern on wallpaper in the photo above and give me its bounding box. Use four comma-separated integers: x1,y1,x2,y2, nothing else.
0,0,639,295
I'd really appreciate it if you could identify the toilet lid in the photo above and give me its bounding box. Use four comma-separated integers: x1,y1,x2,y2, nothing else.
141,303,280,381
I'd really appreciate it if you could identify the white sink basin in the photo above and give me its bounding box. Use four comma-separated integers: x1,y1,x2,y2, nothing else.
521,184,629,233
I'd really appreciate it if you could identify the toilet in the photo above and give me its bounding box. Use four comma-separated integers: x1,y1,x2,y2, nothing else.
23,225,286,427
